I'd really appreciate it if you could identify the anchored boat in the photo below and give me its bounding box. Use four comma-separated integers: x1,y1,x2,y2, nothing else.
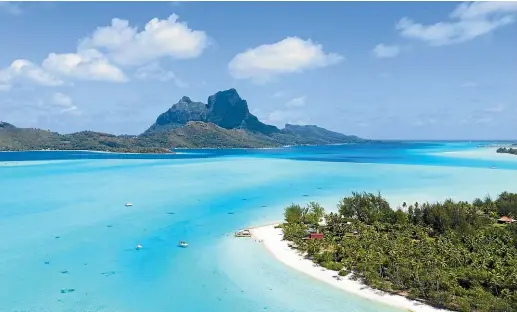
178,241,189,248
235,229,251,237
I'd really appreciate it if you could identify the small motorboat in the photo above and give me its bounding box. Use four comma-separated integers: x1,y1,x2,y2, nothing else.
178,241,189,248
235,229,251,237
125,202,133,207
136,244,142,250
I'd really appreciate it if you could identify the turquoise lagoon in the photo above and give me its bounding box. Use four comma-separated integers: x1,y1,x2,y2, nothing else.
0,142,516,312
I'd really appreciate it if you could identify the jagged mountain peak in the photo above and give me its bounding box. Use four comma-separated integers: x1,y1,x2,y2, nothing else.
146,88,277,135
179,96,193,103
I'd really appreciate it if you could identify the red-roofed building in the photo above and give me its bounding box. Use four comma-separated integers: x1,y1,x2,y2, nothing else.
308,233,324,239
497,216,515,224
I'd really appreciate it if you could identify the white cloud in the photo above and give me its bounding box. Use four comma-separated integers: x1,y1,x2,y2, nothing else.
0,2,22,15
42,49,127,82
372,44,401,58
79,14,209,66
134,62,188,88
285,96,307,108
51,92,80,114
450,2,517,20
228,37,343,82
396,2,517,46
1,14,206,90
0,59,64,91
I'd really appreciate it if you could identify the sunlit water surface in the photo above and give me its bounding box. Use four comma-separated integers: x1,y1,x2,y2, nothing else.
0,142,516,312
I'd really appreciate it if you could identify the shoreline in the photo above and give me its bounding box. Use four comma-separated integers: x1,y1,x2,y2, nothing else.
0,149,175,155
250,224,450,312
436,147,517,162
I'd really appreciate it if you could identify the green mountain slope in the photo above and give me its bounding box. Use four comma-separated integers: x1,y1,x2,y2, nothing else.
0,88,365,152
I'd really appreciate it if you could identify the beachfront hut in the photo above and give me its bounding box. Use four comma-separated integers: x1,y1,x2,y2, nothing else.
308,233,324,240
497,216,515,224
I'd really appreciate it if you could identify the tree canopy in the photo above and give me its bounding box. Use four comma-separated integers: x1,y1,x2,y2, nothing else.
281,191,517,312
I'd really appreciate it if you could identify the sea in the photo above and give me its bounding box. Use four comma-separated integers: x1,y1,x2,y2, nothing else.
0,141,516,312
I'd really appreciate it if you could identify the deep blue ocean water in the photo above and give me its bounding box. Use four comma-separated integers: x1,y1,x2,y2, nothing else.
0,142,516,312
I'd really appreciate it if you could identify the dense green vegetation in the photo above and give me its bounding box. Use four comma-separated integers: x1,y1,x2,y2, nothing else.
0,122,173,153
281,192,517,311
497,147,517,155
144,88,365,147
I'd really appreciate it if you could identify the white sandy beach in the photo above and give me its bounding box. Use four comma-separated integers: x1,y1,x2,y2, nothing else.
250,224,450,312
436,147,517,162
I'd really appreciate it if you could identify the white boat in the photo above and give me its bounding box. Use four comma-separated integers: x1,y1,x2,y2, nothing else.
125,202,133,207
235,229,251,237
178,241,189,248
136,244,142,250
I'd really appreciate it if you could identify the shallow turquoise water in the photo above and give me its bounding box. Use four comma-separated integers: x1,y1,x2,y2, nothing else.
0,143,516,312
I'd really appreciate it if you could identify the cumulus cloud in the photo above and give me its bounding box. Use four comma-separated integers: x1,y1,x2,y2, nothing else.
228,37,343,82
285,96,307,108
42,49,127,82
396,2,517,46
0,14,206,90
79,14,209,66
134,62,188,88
0,59,64,91
372,44,401,58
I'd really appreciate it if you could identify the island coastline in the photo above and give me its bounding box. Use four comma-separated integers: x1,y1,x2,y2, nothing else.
250,224,449,312
435,147,517,161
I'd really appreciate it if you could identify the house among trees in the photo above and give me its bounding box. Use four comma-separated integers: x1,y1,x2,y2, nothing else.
306,233,324,240
497,216,515,224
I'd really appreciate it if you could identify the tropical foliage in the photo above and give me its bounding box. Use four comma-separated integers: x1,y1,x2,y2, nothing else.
282,192,517,312
497,147,517,155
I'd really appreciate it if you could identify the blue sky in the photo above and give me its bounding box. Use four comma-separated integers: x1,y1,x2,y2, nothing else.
0,1,516,140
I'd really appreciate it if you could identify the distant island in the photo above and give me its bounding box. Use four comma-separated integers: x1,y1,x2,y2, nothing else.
0,89,366,153
497,147,517,156
274,192,517,312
